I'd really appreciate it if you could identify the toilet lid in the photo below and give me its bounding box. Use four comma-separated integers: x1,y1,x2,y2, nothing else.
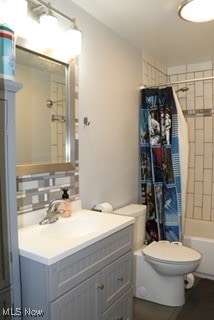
142,241,201,263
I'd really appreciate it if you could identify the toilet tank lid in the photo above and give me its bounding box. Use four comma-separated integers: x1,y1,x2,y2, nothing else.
114,204,146,217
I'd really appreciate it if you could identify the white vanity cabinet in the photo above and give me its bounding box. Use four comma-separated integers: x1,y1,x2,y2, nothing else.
20,225,134,320
0,79,22,314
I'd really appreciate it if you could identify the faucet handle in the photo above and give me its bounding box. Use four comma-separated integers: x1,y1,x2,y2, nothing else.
48,200,63,212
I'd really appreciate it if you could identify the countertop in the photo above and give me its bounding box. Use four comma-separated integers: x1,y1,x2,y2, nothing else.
18,209,134,265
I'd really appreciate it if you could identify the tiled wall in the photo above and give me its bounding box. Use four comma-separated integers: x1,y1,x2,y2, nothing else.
142,51,167,87
142,53,214,223
50,74,66,163
168,61,214,222
16,170,79,214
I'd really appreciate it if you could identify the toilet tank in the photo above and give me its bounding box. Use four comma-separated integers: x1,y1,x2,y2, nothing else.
114,204,146,250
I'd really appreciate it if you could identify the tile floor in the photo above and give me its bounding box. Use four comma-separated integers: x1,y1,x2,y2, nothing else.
133,297,181,320
133,277,199,320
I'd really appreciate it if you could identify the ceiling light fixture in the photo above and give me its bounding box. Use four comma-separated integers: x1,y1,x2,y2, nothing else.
178,0,214,22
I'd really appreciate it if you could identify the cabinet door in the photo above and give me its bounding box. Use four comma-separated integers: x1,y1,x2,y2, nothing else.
101,251,133,311
0,289,11,320
0,101,10,292
50,272,101,320
0,198,10,291
102,289,133,320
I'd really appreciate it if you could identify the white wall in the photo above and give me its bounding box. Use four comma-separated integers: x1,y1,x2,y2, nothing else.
52,0,142,210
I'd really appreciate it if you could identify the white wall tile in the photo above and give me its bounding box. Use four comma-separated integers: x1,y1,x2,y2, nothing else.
187,168,195,192
186,193,194,218
195,156,203,181
211,209,214,222
203,169,212,195
186,87,195,109
195,96,203,109
194,206,202,220
204,82,213,108
195,80,203,96
204,143,213,168
195,117,203,129
195,130,204,155
167,65,186,75
189,143,195,168
204,117,213,142
169,74,178,82
194,181,203,207
187,118,195,142
187,61,212,72
178,97,186,110
204,70,213,78
212,183,214,207
186,72,194,80
202,195,211,220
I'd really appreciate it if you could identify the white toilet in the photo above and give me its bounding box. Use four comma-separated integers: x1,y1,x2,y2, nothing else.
114,204,202,307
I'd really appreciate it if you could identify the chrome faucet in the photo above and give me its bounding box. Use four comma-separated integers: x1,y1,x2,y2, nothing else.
39,199,69,225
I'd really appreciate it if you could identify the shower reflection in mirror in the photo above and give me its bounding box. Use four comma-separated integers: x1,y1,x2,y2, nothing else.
15,46,68,165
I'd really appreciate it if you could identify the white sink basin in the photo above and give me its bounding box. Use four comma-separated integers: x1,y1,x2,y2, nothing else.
18,209,134,265
40,216,99,239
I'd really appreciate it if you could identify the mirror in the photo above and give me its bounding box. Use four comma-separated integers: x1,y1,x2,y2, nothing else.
15,46,75,175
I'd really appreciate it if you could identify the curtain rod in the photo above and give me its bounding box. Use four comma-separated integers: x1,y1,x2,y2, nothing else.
143,75,214,89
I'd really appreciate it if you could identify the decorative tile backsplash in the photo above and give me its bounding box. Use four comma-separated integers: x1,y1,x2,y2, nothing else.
16,170,79,214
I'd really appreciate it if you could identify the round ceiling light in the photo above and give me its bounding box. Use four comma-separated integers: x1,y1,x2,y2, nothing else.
178,0,214,22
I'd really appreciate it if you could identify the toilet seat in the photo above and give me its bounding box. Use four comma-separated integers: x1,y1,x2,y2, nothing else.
142,241,201,264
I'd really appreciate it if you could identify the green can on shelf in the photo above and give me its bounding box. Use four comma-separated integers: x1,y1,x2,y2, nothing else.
0,24,15,80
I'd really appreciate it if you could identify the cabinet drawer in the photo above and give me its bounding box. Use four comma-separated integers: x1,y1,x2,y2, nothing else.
102,288,133,320
101,251,133,311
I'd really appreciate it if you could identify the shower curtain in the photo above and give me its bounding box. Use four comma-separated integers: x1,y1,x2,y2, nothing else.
140,86,188,242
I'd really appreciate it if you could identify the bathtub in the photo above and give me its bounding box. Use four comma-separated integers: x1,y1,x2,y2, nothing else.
183,218,214,280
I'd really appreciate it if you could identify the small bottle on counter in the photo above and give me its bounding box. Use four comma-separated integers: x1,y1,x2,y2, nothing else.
60,188,72,217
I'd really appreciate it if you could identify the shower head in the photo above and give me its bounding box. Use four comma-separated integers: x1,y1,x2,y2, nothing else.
46,99,65,108
176,87,189,93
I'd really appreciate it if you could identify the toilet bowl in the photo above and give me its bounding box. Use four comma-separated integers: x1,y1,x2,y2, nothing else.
143,241,201,276
137,240,201,306
114,204,202,307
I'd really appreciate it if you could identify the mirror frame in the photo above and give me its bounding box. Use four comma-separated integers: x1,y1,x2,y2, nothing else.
15,40,76,176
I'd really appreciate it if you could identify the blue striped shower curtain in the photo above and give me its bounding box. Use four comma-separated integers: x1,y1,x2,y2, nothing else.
140,87,182,242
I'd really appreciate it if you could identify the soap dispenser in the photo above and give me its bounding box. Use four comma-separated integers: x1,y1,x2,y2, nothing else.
61,188,72,217
62,188,69,200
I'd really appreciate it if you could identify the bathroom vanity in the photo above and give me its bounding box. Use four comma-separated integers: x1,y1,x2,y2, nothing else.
19,210,134,320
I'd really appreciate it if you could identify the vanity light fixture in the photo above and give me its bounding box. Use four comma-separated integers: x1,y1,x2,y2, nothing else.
39,9,58,30
39,8,58,47
6,0,28,35
65,24,82,56
35,0,81,55
25,0,82,57
178,0,214,22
